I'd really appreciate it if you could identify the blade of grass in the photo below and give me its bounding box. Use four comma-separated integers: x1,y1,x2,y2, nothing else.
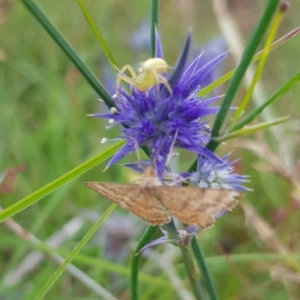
0,141,124,223
207,0,280,153
131,225,157,300
21,0,114,108
198,27,300,98
180,245,205,300
77,0,120,73
163,221,205,300
230,4,286,126
191,237,218,300
76,0,130,93
231,72,300,131
32,203,117,300
216,116,291,142
151,0,159,57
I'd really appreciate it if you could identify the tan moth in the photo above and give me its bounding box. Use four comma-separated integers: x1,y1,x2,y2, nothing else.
85,167,241,229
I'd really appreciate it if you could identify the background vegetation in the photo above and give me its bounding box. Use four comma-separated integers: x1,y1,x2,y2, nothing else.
1,0,300,299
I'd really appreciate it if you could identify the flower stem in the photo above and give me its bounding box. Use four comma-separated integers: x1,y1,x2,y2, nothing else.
131,225,157,300
191,237,219,300
163,221,205,299
180,245,205,300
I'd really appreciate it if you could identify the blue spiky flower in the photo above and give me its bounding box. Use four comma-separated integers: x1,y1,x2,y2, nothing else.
92,30,229,178
183,154,250,191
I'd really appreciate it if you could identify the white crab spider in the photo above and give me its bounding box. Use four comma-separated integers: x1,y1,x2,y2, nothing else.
117,58,172,95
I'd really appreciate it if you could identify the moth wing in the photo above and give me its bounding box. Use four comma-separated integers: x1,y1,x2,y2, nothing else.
85,182,171,226
150,186,241,228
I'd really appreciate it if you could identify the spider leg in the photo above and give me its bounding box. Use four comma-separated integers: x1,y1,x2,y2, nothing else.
116,65,138,93
154,72,173,95
118,75,138,87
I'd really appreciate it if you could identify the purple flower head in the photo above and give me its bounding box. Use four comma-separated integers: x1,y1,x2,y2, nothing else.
187,154,250,192
92,30,229,178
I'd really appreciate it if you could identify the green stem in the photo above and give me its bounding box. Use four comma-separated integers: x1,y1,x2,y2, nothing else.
131,225,157,300
21,0,113,108
162,219,178,239
181,245,205,300
151,0,159,57
231,72,300,131
206,0,280,153
130,2,158,297
192,237,219,300
230,4,285,127
163,220,204,299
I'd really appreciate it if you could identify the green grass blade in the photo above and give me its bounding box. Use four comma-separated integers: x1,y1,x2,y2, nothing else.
219,116,291,142
151,0,159,57
231,72,300,131
76,0,130,92
77,0,120,72
0,141,124,223
231,5,285,126
198,27,300,98
180,246,205,299
191,237,219,300
21,0,114,108
131,225,157,300
207,253,300,265
33,203,117,300
207,0,280,153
